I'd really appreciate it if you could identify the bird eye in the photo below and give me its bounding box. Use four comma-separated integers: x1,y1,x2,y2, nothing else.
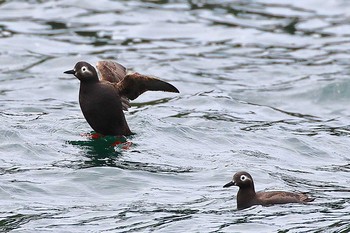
82,66,87,72
240,175,247,181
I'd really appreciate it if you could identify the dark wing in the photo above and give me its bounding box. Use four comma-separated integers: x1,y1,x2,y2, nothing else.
298,193,315,203
116,72,179,100
96,60,130,110
96,60,126,83
257,191,314,205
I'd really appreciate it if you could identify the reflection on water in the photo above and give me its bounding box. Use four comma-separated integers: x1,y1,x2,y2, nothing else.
68,134,130,167
68,134,192,173
0,0,350,232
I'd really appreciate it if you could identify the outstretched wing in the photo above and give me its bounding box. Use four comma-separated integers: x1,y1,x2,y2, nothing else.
96,60,126,83
116,72,179,100
96,60,130,110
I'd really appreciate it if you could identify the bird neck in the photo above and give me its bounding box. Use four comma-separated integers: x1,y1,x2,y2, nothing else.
236,185,257,209
80,77,99,84
79,80,99,96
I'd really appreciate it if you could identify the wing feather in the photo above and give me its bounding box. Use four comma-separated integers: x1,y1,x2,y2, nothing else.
116,72,179,101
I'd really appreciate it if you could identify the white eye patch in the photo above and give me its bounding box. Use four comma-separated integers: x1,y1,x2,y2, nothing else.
81,66,92,75
240,175,247,181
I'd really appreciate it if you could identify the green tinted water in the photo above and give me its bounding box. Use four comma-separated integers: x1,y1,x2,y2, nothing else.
0,0,350,232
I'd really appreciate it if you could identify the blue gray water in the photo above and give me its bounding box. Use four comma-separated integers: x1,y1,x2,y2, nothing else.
0,0,350,232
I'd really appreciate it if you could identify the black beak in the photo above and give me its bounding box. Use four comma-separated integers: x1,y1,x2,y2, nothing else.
223,181,236,188
64,69,75,75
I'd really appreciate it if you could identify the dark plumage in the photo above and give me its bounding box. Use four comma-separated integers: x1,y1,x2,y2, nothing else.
64,61,179,136
223,171,314,210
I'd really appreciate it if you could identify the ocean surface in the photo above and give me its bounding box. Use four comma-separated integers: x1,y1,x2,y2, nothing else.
0,0,350,232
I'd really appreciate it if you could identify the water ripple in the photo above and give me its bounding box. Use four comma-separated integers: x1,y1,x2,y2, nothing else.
0,0,350,232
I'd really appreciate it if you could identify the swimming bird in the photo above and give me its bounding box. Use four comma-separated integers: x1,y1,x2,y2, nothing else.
223,171,314,210
64,61,179,136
